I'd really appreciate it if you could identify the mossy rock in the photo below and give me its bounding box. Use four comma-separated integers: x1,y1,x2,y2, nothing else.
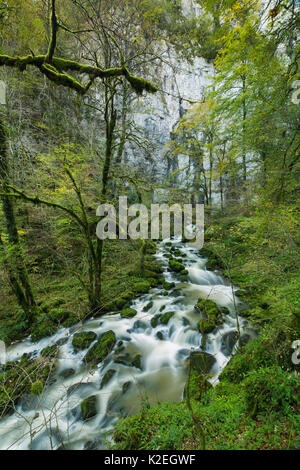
100,369,116,389
165,242,172,247
41,345,59,359
143,301,153,312
162,280,175,291
156,331,164,341
80,395,98,421
122,382,132,394
84,331,116,365
151,315,161,328
160,312,175,325
189,351,216,374
59,368,75,379
133,281,151,294
72,331,97,351
159,305,166,312
132,354,142,370
197,319,215,335
195,298,222,319
169,259,186,273
121,308,138,319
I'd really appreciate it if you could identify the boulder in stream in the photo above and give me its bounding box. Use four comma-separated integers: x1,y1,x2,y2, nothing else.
121,308,137,319
188,351,216,374
100,369,116,389
84,330,116,365
72,331,97,351
80,395,98,421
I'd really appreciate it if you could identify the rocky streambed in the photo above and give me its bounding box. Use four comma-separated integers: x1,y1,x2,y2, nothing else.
0,238,256,450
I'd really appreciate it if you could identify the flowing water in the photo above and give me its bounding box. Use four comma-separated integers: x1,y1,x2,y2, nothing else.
0,239,255,450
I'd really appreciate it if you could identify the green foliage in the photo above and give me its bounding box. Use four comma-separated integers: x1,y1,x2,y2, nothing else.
243,366,299,417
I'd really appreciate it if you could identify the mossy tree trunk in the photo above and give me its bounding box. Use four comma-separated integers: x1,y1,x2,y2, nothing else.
93,82,117,311
0,116,36,324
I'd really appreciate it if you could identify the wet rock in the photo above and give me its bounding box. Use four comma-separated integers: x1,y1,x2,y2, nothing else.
67,382,94,397
160,312,175,325
221,331,239,356
182,317,190,327
159,305,166,312
80,395,98,421
169,259,187,273
143,301,153,312
162,280,175,291
189,351,216,374
59,368,75,379
122,381,132,394
41,345,59,359
176,349,190,361
151,315,161,328
84,331,116,365
156,331,164,341
121,308,138,319
72,331,97,351
100,369,116,389
84,440,102,450
132,320,148,332
56,337,69,347
114,353,142,370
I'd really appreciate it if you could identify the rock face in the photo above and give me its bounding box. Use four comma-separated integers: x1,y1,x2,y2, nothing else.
124,46,214,189
84,331,116,365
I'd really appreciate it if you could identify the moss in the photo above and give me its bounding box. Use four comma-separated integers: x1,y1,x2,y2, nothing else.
30,380,44,396
143,301,154,312
195,299,223,324
122,66,158,95
133,281,151,294
169,259,186,273
31,321,57,342
197,319,215,335
162,280,175,291
151,315,161,328
84,330,116,365
189,351,216,375
100,369,116,389
48,308,69,324
160,312,175,325
41,345,59,359
41,297,65,312
72,331,97,351
132,354,142,370
80,395,98,421
0,357,51,416
121,308,138,319
62,315,79,328
122,381,132,394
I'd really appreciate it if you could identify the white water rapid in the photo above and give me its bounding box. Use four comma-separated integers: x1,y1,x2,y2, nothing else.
0,239,255,450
